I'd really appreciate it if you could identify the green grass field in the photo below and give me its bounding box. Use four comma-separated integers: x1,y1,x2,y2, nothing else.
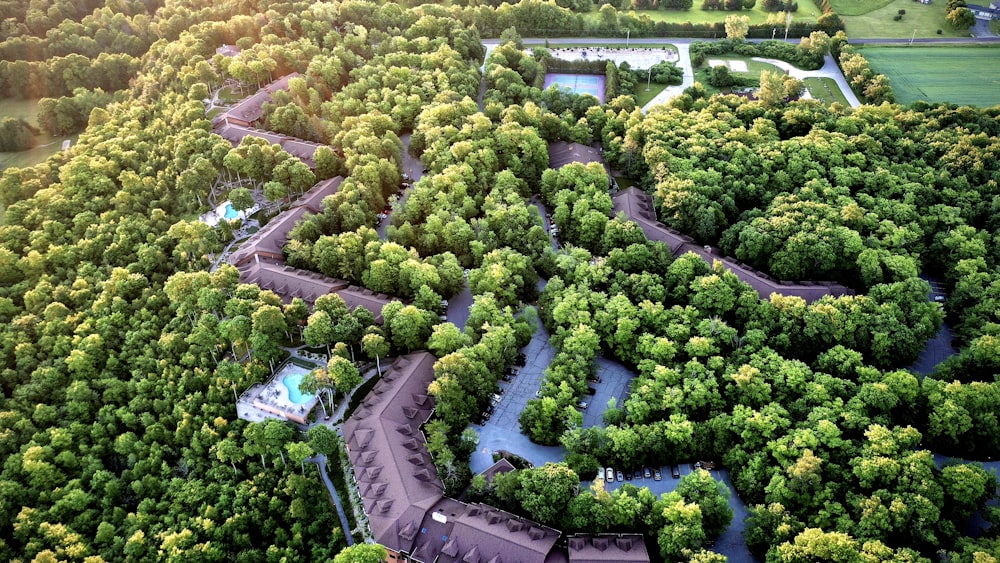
828,0,896,16
0,99,71,170
803,77,850,106
585,7,819,28
837,0,965,38
635,82,670,106
695,56,785,95
862,46,1000,106
0,98,41,126
0,141,66,170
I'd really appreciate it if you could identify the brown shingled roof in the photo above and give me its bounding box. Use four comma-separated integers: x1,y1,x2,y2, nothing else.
228,206,311,267
438,503,561,563
566,534,649,563
342,352,444,555
548,141,605,169
340,353,574,563
612,187,692,255
219,72,301,126
213,123,326,169
611,187,855,303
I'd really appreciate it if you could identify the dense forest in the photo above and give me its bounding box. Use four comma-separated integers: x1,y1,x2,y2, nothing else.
0,0,999,561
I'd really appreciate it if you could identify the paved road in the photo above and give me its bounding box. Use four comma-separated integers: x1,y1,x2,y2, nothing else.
497,36,1000,46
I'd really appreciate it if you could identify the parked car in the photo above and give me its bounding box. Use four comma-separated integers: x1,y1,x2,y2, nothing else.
576,400,588,410
586,387,597,395
606,467,614,482
671,465,681,479
643,467,652,479
653,468,663,481
501,373,511,382
616,470,624,482
634,470,643,480
625,471,632,481
587,375,602,383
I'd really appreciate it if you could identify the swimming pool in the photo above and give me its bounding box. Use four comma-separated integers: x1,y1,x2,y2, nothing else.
543,73,606,103
223,203,239,220
283,372,314,404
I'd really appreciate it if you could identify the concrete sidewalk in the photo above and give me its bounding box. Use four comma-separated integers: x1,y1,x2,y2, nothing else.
642,41,694,112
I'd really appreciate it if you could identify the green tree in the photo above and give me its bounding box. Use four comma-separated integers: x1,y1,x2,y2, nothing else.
229,187,254,211
512,463,580,527
308,425,340,457
946,6,975,29
725,14,750,40
286,441,315,473
676,469,734,538
327,355,363,395
656,493,707,560
333,544,388,563
361,332,390,375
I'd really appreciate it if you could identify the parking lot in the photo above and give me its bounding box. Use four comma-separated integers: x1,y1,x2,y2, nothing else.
468,315,567,474
580,355,635,427
588,463,756,563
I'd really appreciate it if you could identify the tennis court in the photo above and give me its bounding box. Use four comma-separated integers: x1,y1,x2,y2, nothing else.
862,46,1000,107
544,73,606,103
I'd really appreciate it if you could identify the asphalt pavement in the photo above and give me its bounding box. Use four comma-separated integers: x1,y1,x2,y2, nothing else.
589,463,755,563
468,315,566,473
581,356,635,427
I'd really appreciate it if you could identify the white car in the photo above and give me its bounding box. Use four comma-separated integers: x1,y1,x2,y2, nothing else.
605,467,614,482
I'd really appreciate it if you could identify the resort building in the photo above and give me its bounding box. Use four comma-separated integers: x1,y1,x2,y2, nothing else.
548,141,605,169
612,187,854,303
341,352,652,563
226,175,396,319
215,72,301,127
228,176,343,267
214,122,326,169
566,535,650,563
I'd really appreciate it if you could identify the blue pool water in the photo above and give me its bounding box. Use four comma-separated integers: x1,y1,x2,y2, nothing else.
223,203,239,219
283,373,314,404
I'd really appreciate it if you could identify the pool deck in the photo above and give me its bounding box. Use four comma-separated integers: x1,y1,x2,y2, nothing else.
200,199,256,227
237,360,320,425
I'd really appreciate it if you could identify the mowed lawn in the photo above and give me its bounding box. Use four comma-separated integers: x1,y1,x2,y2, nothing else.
834,0,966,38
827,0,896,16
0,98,70,170
862,46,1000,106
586,7,820,29
803,77,850,106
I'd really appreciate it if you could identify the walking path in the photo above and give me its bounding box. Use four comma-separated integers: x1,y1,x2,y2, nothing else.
751,54,862,107
642,41,694,111
309,453,355,546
